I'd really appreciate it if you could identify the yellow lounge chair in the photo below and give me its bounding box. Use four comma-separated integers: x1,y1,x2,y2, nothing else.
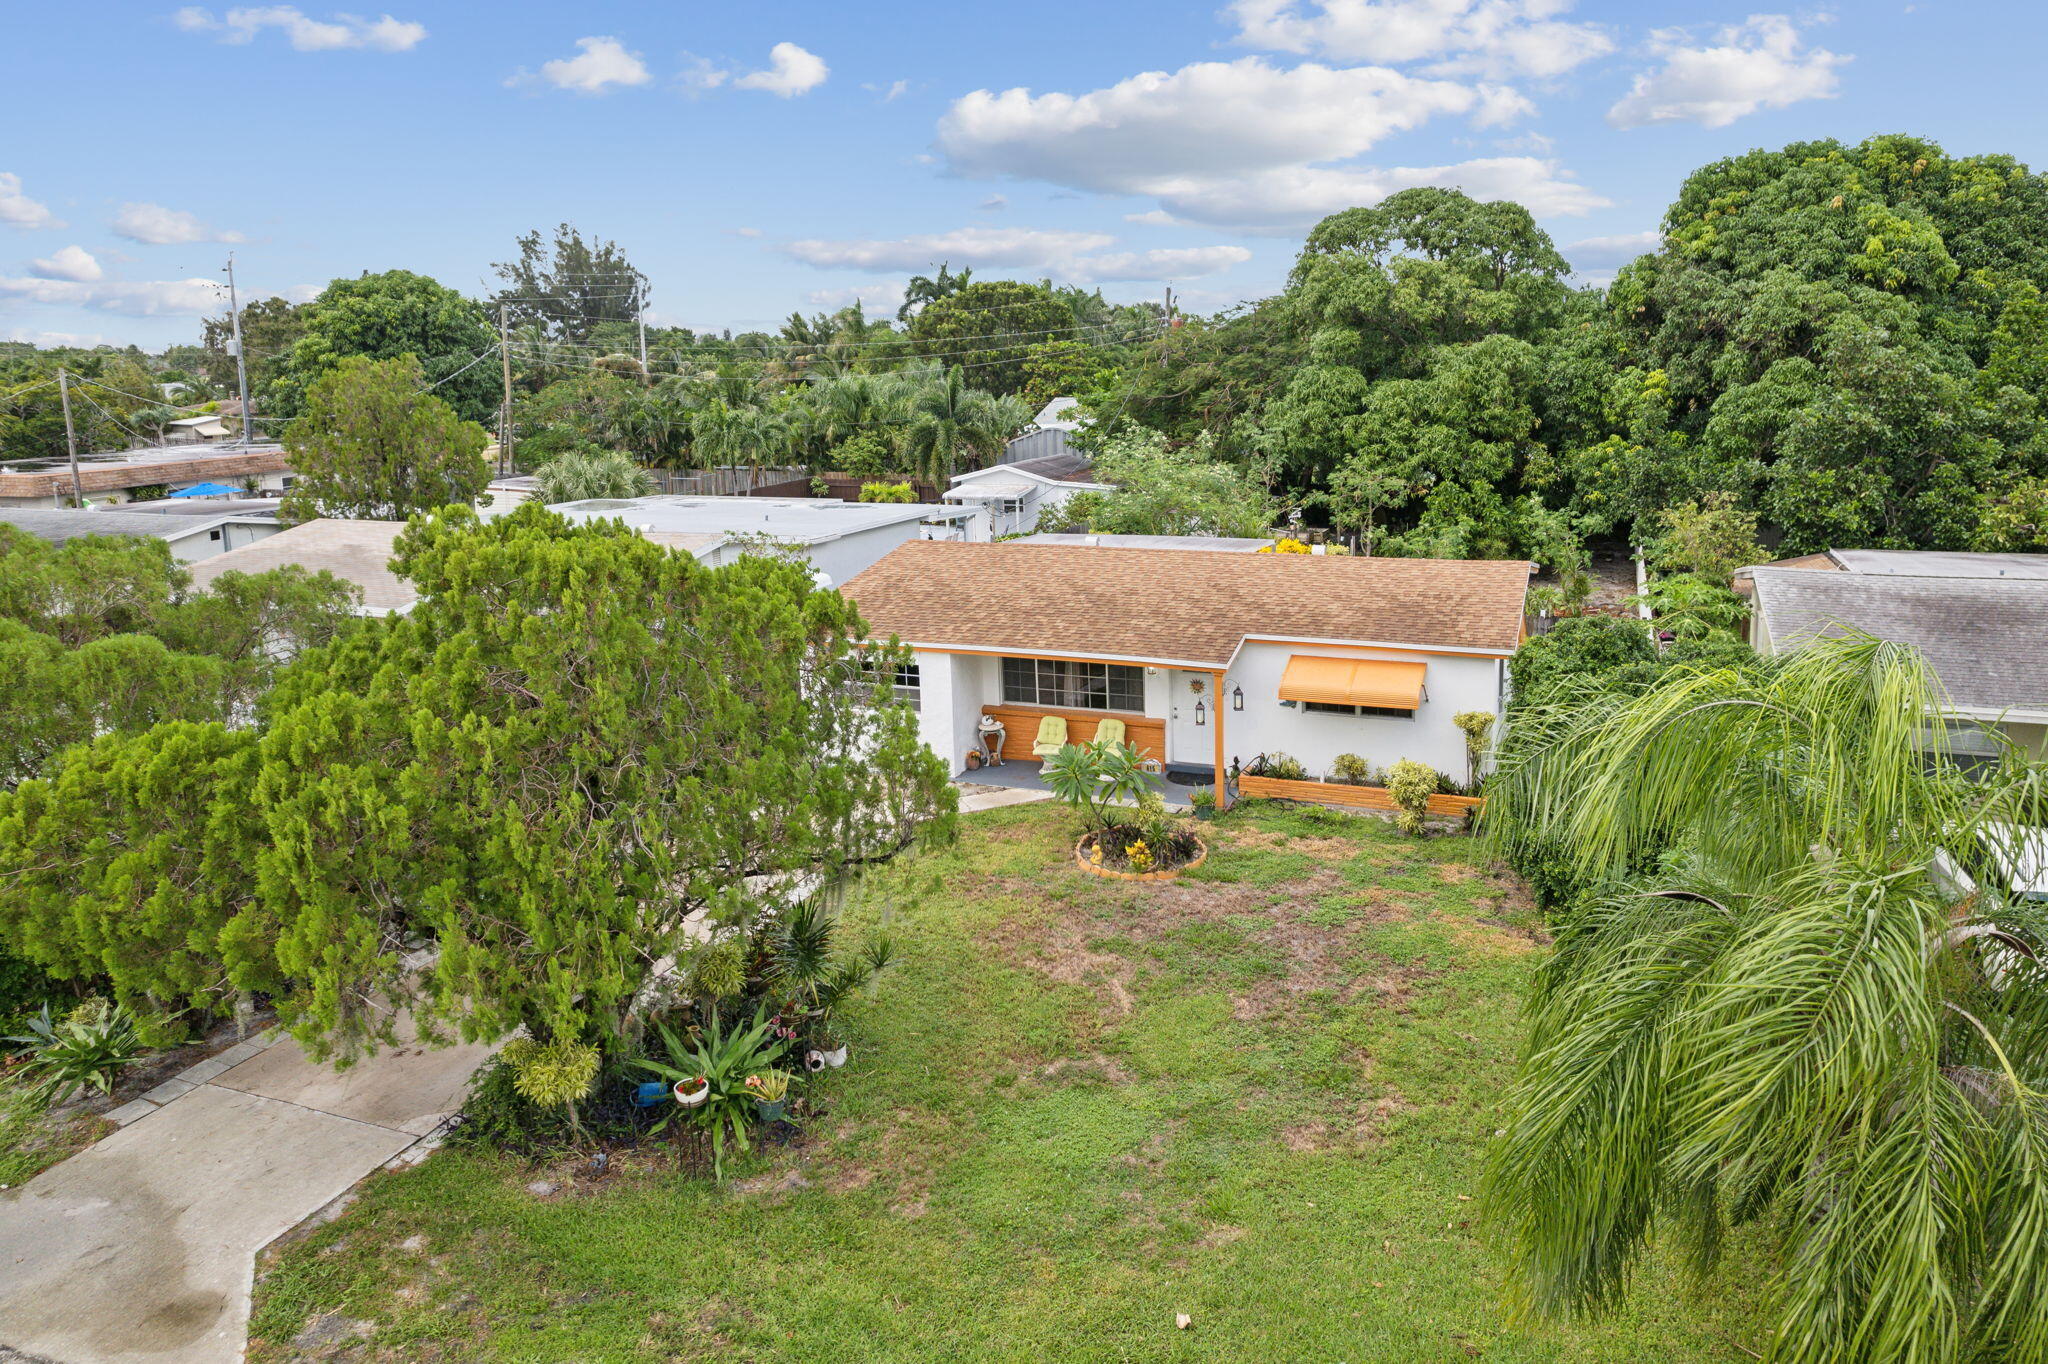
1031,715,1068,758
1094,717,1127,748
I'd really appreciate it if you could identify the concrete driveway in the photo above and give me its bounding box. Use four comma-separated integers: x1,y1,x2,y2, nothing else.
0,1028,492,1364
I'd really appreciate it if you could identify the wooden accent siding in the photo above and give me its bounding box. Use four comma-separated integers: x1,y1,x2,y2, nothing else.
1236,774,1482,818
980,705,1164,765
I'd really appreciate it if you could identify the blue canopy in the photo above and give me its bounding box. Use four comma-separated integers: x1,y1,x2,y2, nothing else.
170,482,241,498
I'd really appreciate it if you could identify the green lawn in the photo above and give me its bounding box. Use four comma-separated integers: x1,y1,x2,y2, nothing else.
250,801,1762,1361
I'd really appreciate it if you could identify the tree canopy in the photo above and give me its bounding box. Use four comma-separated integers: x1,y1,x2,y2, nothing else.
275,270,500,424
279,355,491,523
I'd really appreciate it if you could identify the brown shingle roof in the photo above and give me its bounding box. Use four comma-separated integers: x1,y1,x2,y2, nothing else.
841,541,1530,664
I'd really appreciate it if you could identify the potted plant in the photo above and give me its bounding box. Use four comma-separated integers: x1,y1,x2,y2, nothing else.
672,1074,711,1107
1189,786,1216,820
746,1070,793,1122
965,748,982,771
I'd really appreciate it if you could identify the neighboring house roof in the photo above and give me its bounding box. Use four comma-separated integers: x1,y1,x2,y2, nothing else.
997,426,1086,473
549,495,972,546
946,456,1106,501
1014,533,1271,552
0,506,252,547
1749,567,2048,714
1734,548,2048,595
186,518,414,614
1030,397,1083,431
841,541,1530,666
0,444,287,499
111,498,282,518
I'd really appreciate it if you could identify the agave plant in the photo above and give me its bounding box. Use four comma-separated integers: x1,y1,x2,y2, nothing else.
1481,633,2048,1362
634,1007,787,1179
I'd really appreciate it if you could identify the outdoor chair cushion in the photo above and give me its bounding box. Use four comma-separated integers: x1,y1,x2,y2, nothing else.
1031,715,1068,757
1094,717,1127,747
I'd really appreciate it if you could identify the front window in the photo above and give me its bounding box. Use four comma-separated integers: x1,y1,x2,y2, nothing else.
1304,701,1415,720
894,664,921,711
1002,657,1144,712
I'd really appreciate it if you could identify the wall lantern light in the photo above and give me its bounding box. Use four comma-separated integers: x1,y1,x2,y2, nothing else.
1231,685,1244,711
1194,699,1207,727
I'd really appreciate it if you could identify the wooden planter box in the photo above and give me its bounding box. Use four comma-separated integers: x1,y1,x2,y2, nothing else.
1074,833,1208,882
1235,775,1483,819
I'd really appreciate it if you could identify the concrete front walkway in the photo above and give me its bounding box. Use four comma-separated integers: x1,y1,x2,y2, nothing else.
0,1028,492,1364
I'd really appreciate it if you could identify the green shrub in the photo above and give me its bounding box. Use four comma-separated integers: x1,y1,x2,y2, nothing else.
501,1036,601,1139
636,1007,789,1180
1248,752,1308,781
1329,753,1374,786
858,481,916,504
1042,740,1159,829
6,1000,144,1102
1384,759,1437,836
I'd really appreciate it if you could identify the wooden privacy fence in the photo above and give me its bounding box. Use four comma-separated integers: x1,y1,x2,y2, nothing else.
1235,774,1483,819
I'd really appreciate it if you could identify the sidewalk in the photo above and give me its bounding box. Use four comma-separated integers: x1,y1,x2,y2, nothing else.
0,1027,492,1364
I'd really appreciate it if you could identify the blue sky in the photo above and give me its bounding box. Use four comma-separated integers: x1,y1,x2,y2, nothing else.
3,1,2044,349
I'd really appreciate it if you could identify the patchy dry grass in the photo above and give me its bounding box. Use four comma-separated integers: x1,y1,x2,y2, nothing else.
247,800,1763,1362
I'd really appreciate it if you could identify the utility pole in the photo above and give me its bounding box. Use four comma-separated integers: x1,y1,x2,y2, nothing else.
223,253,252,448
56,368,85,507
635,281,649,382
498,304,516,477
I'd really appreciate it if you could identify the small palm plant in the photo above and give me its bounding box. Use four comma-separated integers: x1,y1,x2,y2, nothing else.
1041,739,1159,830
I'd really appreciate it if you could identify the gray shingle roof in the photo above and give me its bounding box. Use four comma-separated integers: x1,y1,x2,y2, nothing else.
1751,568,2048,711
0,506,233,546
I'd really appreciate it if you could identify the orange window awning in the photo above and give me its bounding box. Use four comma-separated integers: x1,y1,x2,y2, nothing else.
1278,656,1426,710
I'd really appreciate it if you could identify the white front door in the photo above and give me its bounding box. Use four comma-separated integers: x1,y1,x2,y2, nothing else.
1166,670,1212,769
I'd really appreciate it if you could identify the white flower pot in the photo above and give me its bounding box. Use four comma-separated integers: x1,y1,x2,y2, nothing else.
672,1080,710,1107
822,1046,848,1069
804,1050,827,1072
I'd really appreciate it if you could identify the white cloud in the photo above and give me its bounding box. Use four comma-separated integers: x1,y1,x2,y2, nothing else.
3,326,122,347
1565,229,1661,266
977,195,1009,212
0,276,223,316
864,79,910,102
0,173,61,230
28,245,103,282
780,226,1251,283
520,36,651,95
1226,0,1612,79
1150,157,1608,229
728,226,763,239
805,283,906,316
677,54,729,92
935,56,1584,228
173,6,426,51
1124,210,1178,226
1607,15,1847,129
112,201,245,245
734,42,829,97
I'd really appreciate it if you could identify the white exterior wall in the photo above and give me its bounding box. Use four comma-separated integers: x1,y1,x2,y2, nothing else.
1219,642,1505,782
159,518,282,563
910,650,993,773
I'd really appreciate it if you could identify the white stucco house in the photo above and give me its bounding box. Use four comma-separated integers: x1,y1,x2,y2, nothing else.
0,505,282,563
841,541,1530,805
942,455,1110,538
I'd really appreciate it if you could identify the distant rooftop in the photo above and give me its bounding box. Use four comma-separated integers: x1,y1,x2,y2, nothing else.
548,495,972,545
110,498,282,518
0,441,283,475
186,518,414,614
1750,567,2048,715
1824,549,2048,579
0,505,263,547
1015,533,1272,553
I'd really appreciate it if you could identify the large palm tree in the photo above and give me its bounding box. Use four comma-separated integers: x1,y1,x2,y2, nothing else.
1482,634,2048,1363
900,368,1026,486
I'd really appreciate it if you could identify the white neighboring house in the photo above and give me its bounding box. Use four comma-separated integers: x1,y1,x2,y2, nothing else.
943,457,1110,538
0,506,281,562
841,541,1529,802
1740,549,2048,761
547,495,991,586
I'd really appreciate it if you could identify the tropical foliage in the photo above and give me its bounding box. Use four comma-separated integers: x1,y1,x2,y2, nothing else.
1483,634,2048,1362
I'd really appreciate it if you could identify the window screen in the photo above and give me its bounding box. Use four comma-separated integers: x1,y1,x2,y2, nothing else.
1001,657,1144,712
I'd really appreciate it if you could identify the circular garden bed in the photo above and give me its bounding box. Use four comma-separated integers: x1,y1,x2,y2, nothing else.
1074,827,1208,882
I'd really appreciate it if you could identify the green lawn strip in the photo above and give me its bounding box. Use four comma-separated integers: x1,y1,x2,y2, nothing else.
249,801,1765,1361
